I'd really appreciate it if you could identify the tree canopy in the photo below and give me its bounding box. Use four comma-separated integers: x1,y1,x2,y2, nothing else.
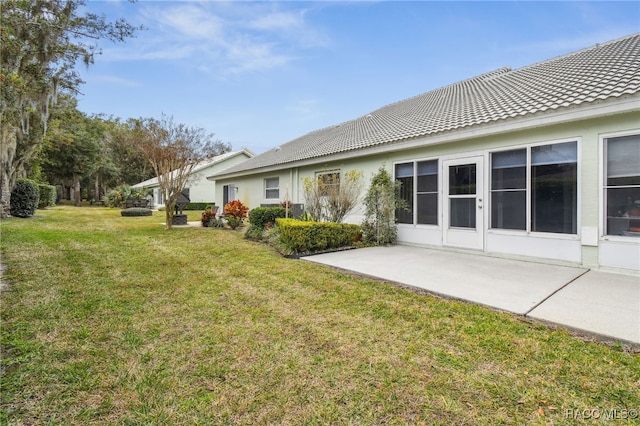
135,115,231,229
0,0,141,216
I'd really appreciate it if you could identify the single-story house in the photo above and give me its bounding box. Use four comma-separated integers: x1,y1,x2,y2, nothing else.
208,33,640,274
133,149,254,208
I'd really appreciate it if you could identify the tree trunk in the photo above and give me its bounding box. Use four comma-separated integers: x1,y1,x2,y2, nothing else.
0,171,11,218
0,126,18,218
94,177,100,204
164,203,174,230
73,173,81,207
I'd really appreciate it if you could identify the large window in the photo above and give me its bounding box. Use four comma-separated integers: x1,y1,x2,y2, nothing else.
491,149,526,230
531,142,577,234
265,177,279,199
417,161,438,224
317,171,340,196
490,141,577,235
395,160,438,225
604,133,640,237
395,163,413,224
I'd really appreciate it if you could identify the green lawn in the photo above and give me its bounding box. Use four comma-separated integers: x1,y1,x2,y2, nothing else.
1,207,638,425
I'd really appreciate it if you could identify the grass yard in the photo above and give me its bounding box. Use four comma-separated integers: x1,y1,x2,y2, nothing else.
1,206,638,425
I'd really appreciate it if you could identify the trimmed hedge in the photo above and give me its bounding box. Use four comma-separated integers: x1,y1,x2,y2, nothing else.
275,218,361,254
183,202,215,211
10,178,39,218
121,208,153,217
38,184,57,209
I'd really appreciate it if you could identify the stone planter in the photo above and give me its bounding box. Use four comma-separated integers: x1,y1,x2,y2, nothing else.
172,214,188,225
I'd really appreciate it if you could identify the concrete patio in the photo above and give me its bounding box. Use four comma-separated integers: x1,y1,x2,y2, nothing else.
303,246,640,345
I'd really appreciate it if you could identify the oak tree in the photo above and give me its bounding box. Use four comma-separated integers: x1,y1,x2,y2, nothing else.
0,0,140,216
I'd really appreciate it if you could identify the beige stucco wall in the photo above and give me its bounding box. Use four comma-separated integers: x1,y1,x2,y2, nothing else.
189,153,252,204
215,111,640,273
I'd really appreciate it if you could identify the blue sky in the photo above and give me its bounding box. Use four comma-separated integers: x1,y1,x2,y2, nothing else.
77,1,640,154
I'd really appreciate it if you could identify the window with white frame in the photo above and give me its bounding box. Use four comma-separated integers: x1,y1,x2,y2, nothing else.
395,160,438,225
395,163,414,224
265,177,279,199
604,133,640,237
491,149,526,230
317,171,340,196
490,141,578,234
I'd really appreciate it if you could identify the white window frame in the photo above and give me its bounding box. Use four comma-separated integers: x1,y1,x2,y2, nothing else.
489,148,527,232
315,170,340,196
264,177,280,200
600,129,640,242
488,138,581,238
394,158,440,227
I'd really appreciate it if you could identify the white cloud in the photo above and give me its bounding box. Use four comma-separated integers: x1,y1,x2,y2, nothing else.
248,11,304,31
146,3,225,41
96,2,329,75
224,38,293,75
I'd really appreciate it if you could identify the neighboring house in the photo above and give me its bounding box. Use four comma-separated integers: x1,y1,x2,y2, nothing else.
133,149,254,209
209,34,640,274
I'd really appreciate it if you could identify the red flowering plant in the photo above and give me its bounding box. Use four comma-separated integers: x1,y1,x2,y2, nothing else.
223,200,249,230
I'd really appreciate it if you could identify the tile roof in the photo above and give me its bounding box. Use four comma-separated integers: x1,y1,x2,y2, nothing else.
215,33,640,178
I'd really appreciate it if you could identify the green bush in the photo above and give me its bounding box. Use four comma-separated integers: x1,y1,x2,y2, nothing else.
37,184,57,209
104,184,132,208
361,166,404,245
244,224,265,240
275,218,361,254
246,207,287,240
10,178,40,218
207,217,225,228
226,216,242,230
121,208,153,217
249,207,286,228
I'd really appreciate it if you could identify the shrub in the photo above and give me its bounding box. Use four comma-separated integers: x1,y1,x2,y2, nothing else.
37,184,57,209
302,169,363,222
275,218,361,254
246,207,287,240
121,208,153,217
104,184,132,208
244,224,266,240
226,216,242,230
249,207,286,228
201,208,218,227
184,202,214,211
10,179,40,218
223,200,249,230
361,166,406,245
207,217,225,228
